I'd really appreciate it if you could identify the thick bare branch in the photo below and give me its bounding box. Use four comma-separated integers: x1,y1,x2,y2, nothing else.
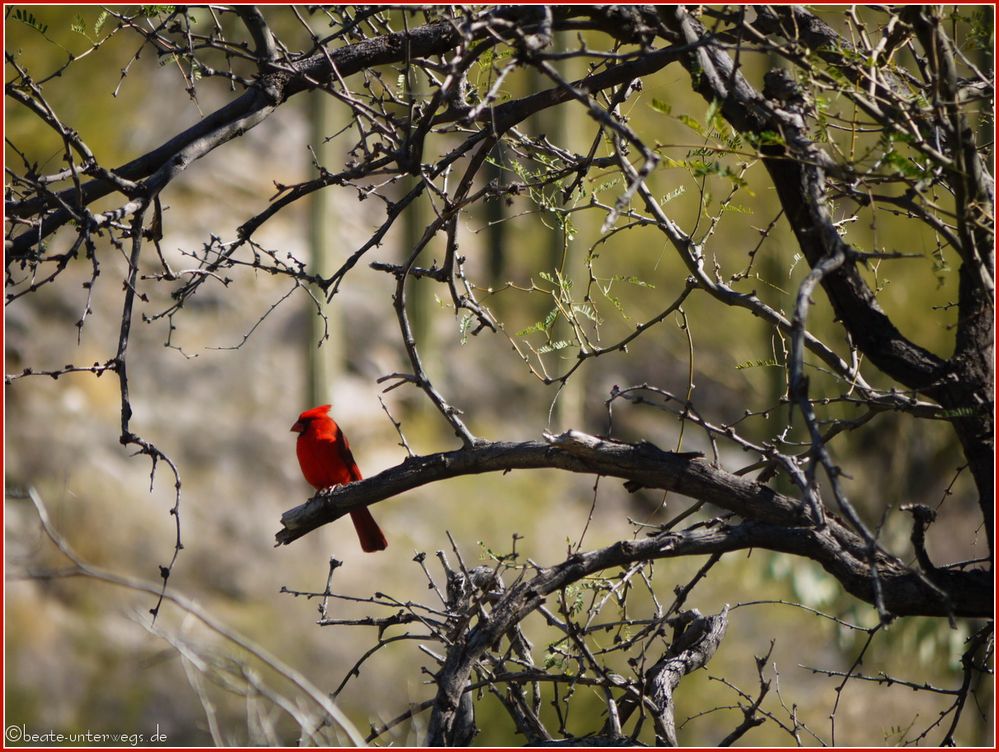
277,430,988,619
645,608,729,746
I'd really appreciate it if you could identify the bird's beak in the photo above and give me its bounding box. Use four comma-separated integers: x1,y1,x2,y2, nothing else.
291,420,304,433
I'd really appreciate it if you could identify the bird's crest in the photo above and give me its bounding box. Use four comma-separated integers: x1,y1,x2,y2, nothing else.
297,404,332,422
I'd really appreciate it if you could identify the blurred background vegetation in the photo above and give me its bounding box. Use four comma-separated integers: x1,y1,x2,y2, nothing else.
5,5,992,746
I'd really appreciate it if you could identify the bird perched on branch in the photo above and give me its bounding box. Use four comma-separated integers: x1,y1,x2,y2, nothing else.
291,404,388,552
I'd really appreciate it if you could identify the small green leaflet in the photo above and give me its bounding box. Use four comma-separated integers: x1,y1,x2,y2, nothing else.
515,307,560,336
13,8,49,35
537,340,572,354
939,406,978,418
650,98,672,114
615,274,654,288
677,114,704,135
139,6,176,18
735,358,782,370
71,9,108,40
705,98,720,125
458,312,473,345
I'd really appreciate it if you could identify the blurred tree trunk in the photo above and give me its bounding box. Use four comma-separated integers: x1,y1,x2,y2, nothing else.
403,176,432,348
307,91,344,406
485,143,507,285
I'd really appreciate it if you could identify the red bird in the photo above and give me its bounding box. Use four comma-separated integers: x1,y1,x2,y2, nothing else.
291,404,388,552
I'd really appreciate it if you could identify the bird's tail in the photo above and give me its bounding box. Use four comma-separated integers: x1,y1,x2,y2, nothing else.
350,507,388,552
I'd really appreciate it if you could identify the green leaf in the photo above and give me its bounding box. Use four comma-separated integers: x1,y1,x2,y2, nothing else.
458,312,472,345
518,307,561,336
662,185,686,203
677,114,704,135
14,8,49,35
745,130,784,148
735,358,782,370
139,6,175,18
705,98,719,125
691,159,720,177
592,175,624,195
884,150,924,178
650,98,672,115
553,269,573,290
543,651,564,670
939,406,979,418
617,274,655,288
515,321,545,337
564,585,585,615
601,290,627,319
537,340,572,354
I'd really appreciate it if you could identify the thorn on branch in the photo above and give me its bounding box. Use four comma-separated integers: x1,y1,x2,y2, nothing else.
377,371,422,393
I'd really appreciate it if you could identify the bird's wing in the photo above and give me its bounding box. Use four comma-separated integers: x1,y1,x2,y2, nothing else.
334,424,364,481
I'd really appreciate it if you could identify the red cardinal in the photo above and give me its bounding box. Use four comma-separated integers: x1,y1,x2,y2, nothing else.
291,404,388,552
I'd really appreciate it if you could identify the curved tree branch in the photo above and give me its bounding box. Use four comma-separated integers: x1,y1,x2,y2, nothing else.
655,6,994,552
276,430,988,619
6,6,682,258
